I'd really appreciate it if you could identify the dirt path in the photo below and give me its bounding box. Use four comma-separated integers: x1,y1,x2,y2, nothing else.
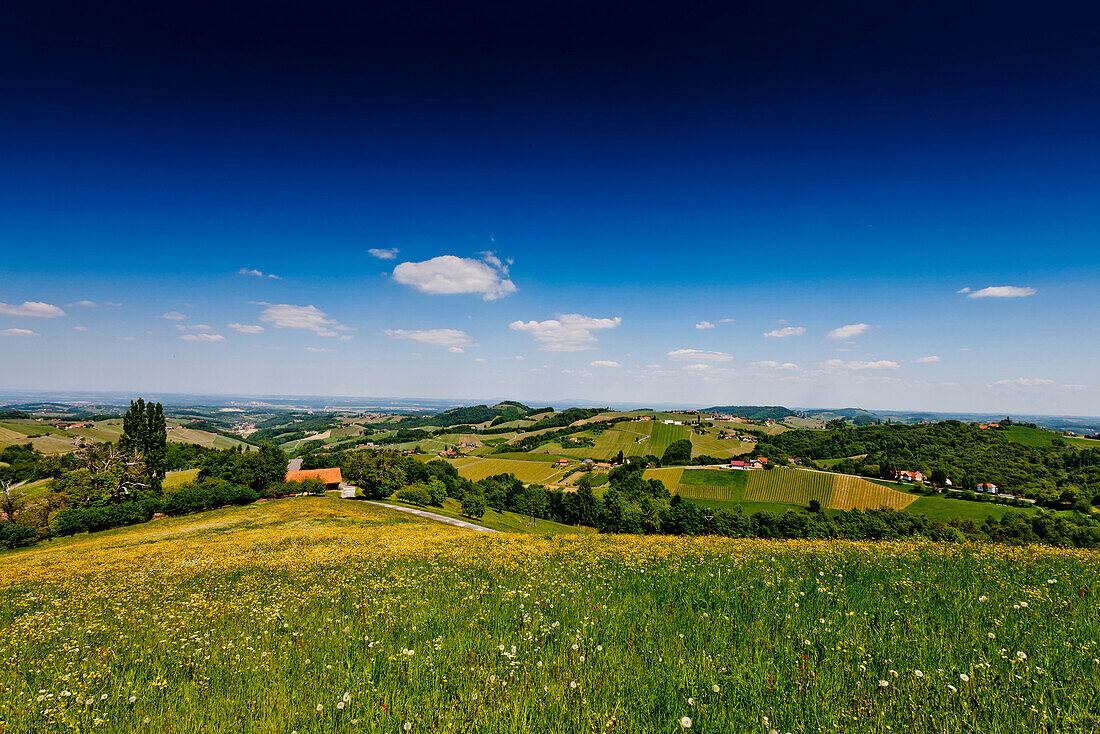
359,501,501,533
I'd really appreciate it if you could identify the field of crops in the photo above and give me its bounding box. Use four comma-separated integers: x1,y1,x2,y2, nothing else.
3,498,1099,733
741,469,918,511
532,422,688,461
166,428,251,451
447,457,574,484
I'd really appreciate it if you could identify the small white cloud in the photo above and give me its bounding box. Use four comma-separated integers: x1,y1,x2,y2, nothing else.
750,360,800,371
667,348,732,363
764,326,805,338
239,268,263,277
957,287,971,294
228,323,265,334
0,328,39,337
965,286,1036,299
116,336,137,341
393,254,516,300
914,355,941,363
0,301,66,318
990,377,1054,388
180,333,226,342
695,321,715,330
718,317,736,323
820,359,900,371
258,303,351,337
368,248,400,260
590,360,621,368
384,328,473,350
682,363,715,372
509,314,621,351
70,300,117,308
73,326,88,331
827,323,872,340
306,346,335,353
160,311,187,320
474,357,487,363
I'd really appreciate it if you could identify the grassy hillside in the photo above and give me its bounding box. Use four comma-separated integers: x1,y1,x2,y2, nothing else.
660,468,917,512
446,457,575,484
1002,425,1100,449
3,498,1098,733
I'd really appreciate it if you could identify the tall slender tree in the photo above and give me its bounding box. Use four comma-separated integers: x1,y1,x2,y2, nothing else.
119,398,167,490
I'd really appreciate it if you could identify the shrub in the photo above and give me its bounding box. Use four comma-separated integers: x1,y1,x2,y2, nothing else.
396,486,432,506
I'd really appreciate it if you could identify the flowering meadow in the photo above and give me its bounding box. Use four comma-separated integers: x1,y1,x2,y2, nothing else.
2,498,1099,733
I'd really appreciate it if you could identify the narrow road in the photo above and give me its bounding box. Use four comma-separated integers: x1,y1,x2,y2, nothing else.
359,500,501,533
287,458,303,472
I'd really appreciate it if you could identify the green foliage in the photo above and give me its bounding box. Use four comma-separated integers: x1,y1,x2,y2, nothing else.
164,478,259,516
461,487,486,518
396,486,433,506
118,398,167,489
661,439,692,466
341,450,406,499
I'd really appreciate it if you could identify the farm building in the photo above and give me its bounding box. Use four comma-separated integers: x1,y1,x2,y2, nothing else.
555,458,569,466
895,470,925,483
285,467,343,490
977,482,999,494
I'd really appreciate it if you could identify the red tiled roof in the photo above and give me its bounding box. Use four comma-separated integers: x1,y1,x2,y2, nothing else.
285,468,343,485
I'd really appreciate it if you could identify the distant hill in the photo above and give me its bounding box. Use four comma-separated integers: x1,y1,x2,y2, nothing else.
705,405,799,420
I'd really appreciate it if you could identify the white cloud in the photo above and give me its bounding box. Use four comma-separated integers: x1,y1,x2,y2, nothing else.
306,346,335,353
718,318,736,323
957,287,971,294
116,336,136,341
695,321,715,330
964,286,1036,299
368,248,400,260
764,326,805,338
914,355,941,363
258,303,351,337
393,254,516,300
69,300,120,308
73,326,88,331
384,328,473,350
590,360,622,368
176,324,213,332
509,314,621,351
667,348,733,363
827,323,871,340
160,311,187,321
180,333,226,342
0,301,65,318
681,363,716,372
820,359,899,371
228,323,265,334
750,360,800,371
0,328,39,337
990,377,1054,388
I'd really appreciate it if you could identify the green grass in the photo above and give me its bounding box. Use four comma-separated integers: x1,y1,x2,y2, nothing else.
164,468,201,488
905,495,1038,522
3,499,1098,733
678,468,750,488
1001,425,1100,449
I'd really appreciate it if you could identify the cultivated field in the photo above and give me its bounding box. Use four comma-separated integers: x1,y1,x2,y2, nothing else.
742,468,918,511
2,498,1098,733
166,427,252,451
446,457,575,484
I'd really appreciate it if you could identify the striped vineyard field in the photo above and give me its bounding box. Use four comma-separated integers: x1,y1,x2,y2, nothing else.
740,469,918,511
673,484,743,502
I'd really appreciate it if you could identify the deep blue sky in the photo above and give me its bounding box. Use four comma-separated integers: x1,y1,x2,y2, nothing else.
2,1,1099,412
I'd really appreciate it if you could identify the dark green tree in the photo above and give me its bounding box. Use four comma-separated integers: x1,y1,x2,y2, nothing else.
119,398,167,489
661,439,692,466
